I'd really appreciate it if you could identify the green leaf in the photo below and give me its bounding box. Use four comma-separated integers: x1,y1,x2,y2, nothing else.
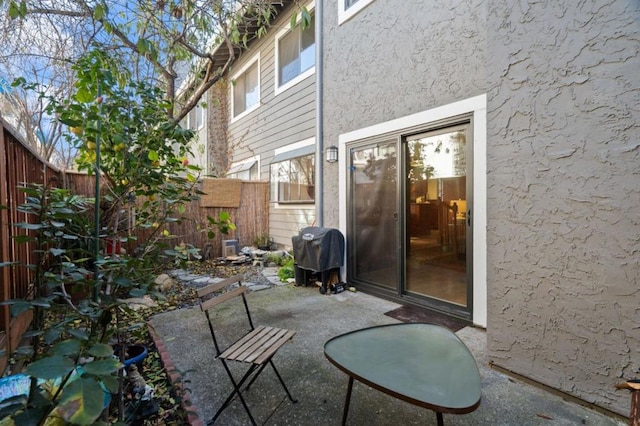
148,150,159,161
81,358,121,375
24,355,75,380
87,343,114,358
49,248,66,256
68,328,89,341
16,222,44,230
301,8,311,28
12,234,32,244
8,1,20,19
93,3,107,20
75,87,94,103
44,327,62,345
7,300,33,316
50,339,81,357
56,377,105,425
101,375,119,393
129,288,146,297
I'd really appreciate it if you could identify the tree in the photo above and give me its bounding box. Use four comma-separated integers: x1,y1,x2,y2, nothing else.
0,7,90,166
0,48,235,425
0,0,302,124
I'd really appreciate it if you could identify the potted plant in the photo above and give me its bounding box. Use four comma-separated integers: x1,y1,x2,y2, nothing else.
254,232,273,251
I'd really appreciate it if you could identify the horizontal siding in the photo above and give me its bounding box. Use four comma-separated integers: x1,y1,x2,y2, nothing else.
227,1,316,175
225,1,317,244
269,205,316,249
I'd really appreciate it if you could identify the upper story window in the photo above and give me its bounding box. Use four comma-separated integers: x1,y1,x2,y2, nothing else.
275,4,315,94
338,0,375,24
270,141,315,204
231,54,260,121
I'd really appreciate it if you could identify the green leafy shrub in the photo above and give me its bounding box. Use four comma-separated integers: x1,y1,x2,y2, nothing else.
266,252,286,266
277,257,295,282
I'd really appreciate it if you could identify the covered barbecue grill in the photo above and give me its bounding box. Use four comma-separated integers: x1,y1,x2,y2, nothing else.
292,227,345,294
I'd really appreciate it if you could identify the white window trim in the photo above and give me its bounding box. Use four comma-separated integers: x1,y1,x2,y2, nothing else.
274,1,316,96
188,103,205,131
338,94,487,328
227,155,260,179
230,53,261,123
195,102,205,131
338,0,375,25
272,137,315,208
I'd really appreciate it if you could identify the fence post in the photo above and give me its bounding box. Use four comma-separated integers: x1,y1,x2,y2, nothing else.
0,119,12,373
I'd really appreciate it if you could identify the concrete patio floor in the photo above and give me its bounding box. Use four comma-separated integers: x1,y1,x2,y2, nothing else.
149,282,627,426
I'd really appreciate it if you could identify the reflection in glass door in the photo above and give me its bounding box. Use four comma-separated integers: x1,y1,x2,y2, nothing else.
348,141,398,290
406,125,470,307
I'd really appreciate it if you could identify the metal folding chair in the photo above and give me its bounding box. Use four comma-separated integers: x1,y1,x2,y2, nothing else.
198,274,297,425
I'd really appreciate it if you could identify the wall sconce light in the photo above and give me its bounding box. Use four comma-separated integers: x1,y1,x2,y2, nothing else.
326,145,338,163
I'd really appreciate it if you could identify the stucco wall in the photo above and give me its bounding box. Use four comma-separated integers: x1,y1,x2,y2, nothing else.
322,0,487,228
486,0,640,416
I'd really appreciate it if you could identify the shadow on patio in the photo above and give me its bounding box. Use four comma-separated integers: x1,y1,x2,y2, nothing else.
149,284,624,426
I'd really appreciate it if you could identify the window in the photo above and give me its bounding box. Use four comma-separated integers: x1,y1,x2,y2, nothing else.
189,102,205,130
231,55,260,120
338,0,375,24
270,144,315,203
227,158,259,180
275,6,315,92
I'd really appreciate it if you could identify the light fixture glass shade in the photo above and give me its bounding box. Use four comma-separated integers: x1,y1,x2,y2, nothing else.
326,145,338,163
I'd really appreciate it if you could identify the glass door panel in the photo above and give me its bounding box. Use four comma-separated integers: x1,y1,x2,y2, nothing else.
406,125,469,306
348,141,398,290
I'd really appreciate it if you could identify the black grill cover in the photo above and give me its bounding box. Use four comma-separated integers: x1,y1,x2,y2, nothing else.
292,227,345,272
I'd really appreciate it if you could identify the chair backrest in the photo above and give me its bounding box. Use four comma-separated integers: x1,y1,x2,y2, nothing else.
198,274,254,356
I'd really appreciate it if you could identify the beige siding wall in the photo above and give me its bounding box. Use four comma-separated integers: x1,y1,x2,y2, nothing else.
227,2,316,246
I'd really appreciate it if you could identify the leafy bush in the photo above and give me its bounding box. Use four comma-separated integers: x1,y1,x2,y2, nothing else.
277,257,295,282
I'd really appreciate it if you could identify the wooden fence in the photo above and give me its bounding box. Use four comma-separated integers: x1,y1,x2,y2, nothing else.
0,117,268,374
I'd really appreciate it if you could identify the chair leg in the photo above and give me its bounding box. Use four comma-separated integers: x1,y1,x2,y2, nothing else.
245,362,269,391
209,361,259,426
269,359,298,403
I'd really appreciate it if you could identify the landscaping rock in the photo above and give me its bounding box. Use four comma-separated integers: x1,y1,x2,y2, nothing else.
122,295,158,311
154,274,176,292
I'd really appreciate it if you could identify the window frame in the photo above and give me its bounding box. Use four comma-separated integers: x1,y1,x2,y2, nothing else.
189,101,205,131
338,0,375,25
274,1,316,96
227,156,260,181
270,139,316,205
230,53,261,122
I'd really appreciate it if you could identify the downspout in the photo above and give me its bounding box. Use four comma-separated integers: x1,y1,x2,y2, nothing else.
315,0,324,226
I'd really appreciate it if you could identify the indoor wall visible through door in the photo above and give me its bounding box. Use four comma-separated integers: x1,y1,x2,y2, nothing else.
406,124,470,307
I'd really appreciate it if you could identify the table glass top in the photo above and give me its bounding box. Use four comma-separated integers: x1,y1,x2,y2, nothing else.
324,323,481,411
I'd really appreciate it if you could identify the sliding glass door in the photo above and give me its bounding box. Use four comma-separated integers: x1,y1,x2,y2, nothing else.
405,125,470,308
347,141,398,290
